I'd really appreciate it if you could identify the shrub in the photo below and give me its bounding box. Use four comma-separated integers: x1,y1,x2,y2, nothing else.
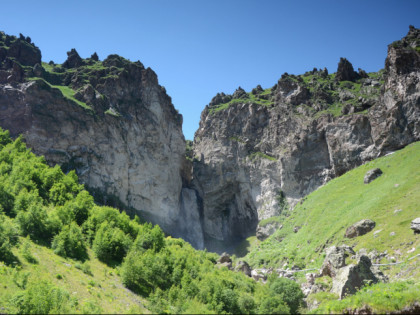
52,222,88,260
0,214,19,263
92,221,132,264
15,202,61,242
132,224,165,252
268,277,304,314
10,280,73,314
258,296,290,314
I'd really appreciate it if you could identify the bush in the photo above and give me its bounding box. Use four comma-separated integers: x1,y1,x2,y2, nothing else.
10,280,73,314
268,277,304,314
132,224,165,252
121,248,173,296
52,222,87,260
92,221,132,264
82,206,138,243
258,296,290,314
0,213,19,263
15,202,61,242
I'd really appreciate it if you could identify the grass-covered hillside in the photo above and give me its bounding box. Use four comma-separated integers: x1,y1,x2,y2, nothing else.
241,141,420,274
0,128,306,314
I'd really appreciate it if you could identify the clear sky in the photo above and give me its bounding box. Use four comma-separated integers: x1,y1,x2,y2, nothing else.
1,0,419,139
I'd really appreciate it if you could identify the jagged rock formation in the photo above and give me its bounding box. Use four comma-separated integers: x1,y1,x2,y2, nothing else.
0,31,203,248
192,26,420,250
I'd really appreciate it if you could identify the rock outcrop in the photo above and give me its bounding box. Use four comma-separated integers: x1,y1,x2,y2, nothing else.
331,255,378,299
364,168,383,184
345,219,376,238
191,26,420,250
0,32,203,248
411,218,420,234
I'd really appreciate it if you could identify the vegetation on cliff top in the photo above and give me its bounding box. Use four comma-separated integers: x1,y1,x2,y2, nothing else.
207,67,384,118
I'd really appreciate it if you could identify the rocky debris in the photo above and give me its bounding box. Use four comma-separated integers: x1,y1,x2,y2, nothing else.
364,168,383,184
218,252,232,264
336,57,359,82
232,86,249,99
293,226,301,233
358,68,369,79
256,221,282,241
215,253,233,270
234,260,252,277
276,73,310,105
90,52,99,61
411,218,420,234
251,269,267,282
331,255,378,299
252,84,264,95
208,92,232,107
345,219,376,238
63,48,84,68
320,245,355,277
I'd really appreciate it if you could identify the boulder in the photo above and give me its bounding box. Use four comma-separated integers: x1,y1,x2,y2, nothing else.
345,219,376,238
364,168,383,184
411,218,420,234
232,86,248,99
218,252,232,264
331,255,378,299
336,57,359,82
256,221,282,241
63,48,83,68
320,245,355,277
251,269,267,282
235,260,251,277
251,85,264,95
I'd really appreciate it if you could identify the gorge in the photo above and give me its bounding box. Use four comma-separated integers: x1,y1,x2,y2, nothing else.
0,25,419,253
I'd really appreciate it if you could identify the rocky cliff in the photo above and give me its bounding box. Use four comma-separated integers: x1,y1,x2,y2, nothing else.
192,26,420,251
0,31,203,248
0,27,419,253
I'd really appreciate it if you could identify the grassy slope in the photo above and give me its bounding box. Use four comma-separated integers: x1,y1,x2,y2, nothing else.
243,142,420,277
0,239,148,314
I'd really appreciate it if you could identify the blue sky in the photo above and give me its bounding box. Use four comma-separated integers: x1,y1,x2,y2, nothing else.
1,0,419,139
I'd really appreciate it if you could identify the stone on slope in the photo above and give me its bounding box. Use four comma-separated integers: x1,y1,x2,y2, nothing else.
331,255,378,299
256,221,282,241
234,260,252,277
320,245,355,277
345,219,376,238
364,168,383,184
411,218,420,234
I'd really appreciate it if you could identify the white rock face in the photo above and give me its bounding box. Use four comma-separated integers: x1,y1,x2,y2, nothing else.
192,27,420,250
0,57,195,241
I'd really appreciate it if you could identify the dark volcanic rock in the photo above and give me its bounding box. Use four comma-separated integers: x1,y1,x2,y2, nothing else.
336,57,359,82
345,219,376,238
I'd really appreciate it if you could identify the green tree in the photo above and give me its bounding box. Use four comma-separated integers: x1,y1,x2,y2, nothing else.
92,221,132,264
52,222,88,260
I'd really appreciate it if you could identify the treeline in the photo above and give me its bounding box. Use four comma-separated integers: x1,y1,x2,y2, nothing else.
0,128,304,314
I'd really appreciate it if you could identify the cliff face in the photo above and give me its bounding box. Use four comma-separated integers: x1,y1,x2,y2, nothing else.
192,26,420,251
0,28,419,253
0,32,203,248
